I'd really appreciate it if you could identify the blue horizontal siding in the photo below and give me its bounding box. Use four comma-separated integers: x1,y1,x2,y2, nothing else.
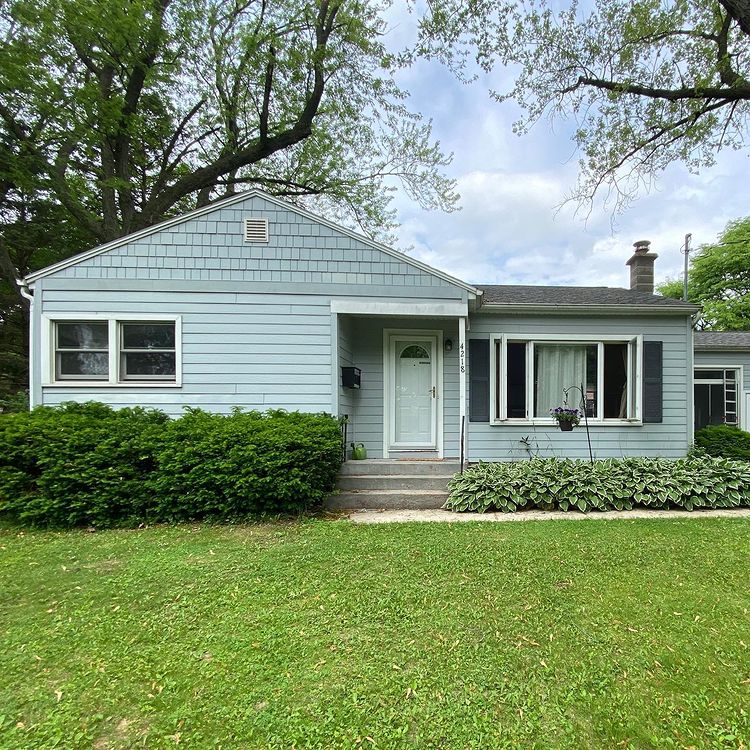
39,289,335,417
466,312,692,460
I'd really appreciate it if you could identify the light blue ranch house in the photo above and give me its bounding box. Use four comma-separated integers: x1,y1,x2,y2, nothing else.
24,191,750,506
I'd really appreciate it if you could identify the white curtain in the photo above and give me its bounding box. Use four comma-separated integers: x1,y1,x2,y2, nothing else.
535,345,588,417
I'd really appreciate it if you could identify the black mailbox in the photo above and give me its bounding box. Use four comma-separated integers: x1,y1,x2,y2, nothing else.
341,366,361,389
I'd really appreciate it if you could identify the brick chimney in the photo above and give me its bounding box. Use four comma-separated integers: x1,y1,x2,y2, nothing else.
626,240,658,293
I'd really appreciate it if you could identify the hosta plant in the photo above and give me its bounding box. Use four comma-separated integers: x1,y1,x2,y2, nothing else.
445,457,750,513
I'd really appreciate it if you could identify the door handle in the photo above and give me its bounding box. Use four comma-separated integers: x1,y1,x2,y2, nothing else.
430,386,436,398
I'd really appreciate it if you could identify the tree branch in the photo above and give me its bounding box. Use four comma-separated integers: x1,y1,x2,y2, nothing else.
585,98,732,200
715,10,743,87
139,1,342,227
122,0,172,117
152,98,208,193
259,45,276,142
52,142,106,241
563,76,750,101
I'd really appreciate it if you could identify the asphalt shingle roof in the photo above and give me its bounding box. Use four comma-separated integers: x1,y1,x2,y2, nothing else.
694,331,750,350
476,285,699,310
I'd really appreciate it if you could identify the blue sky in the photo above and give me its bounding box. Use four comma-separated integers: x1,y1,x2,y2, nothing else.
382,8,750,290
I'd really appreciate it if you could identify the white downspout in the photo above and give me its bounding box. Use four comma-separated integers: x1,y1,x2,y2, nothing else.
18,279,33,304
18,279,35,409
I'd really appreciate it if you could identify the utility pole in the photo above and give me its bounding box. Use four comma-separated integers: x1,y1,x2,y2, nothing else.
682,233,692,301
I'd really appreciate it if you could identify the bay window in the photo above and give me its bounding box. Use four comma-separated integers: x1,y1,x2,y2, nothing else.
492,335,642,423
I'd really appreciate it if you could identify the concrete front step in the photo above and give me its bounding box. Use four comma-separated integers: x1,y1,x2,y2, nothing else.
326,489,449,510
340,459,461,476
337,474,453,491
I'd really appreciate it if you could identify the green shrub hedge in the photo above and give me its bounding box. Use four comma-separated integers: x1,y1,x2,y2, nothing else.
445,457,750,513
694,424,750,461
0,403,342,528
150,408,343,521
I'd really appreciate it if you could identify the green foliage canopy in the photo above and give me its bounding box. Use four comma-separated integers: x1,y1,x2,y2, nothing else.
1,0,456,251
658,216,750,329
0,0,459,398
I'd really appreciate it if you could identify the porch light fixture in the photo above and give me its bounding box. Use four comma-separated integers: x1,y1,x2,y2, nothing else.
444,339,453,352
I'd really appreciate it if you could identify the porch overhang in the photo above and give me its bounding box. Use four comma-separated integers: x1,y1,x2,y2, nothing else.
332,300,468,468
330,299,468,317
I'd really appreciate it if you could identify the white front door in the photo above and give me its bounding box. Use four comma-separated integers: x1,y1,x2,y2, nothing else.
387,333,439,450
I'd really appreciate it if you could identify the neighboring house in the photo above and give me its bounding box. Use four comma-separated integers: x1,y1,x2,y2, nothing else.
693,332,750,432
25,190,705,464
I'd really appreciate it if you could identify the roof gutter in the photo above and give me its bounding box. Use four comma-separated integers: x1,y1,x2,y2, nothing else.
476,303,700,316
17,277,33,302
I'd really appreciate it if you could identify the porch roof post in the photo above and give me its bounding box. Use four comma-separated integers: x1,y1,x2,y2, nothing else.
330,311,339,416
459,316,467,469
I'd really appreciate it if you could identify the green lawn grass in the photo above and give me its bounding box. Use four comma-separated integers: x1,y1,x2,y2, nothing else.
1,518,749,750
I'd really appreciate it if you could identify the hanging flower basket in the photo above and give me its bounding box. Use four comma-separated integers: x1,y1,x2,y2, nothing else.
550,407,581,432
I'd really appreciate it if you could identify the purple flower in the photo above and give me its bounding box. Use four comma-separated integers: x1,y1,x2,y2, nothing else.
549,406,581,423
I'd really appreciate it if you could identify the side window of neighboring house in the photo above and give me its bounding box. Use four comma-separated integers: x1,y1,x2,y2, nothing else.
694,368,740,429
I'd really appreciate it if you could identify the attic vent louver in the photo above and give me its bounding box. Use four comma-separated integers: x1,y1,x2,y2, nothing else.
243,217,269,243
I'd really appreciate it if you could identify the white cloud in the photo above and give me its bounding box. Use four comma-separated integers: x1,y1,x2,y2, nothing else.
380,16,750,293
395,155,746,289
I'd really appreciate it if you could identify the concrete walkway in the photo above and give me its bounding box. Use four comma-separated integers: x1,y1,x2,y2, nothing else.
348,508,750,524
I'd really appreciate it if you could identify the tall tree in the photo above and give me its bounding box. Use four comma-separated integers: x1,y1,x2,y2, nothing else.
0,0,457,291
0,0,459,398
414,0,750,211
658,216,750,330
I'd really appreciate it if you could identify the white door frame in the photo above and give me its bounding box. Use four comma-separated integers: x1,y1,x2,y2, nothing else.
383,328,443,456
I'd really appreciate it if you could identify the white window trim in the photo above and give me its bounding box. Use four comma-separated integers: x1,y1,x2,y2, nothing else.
693,364,743,383
489,333,643,426
42,314,183,388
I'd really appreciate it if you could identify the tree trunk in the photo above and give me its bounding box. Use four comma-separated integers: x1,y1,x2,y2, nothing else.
0,237,29,310
720,0,750,35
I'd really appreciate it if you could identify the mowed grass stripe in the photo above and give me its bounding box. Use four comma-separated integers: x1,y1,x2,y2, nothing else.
0,519,748,749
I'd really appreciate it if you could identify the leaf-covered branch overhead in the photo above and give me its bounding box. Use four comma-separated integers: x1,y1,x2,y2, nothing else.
414,0,750,211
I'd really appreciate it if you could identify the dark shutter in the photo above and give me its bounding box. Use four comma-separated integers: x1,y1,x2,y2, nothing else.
643,341,663,423
469,339,490,422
